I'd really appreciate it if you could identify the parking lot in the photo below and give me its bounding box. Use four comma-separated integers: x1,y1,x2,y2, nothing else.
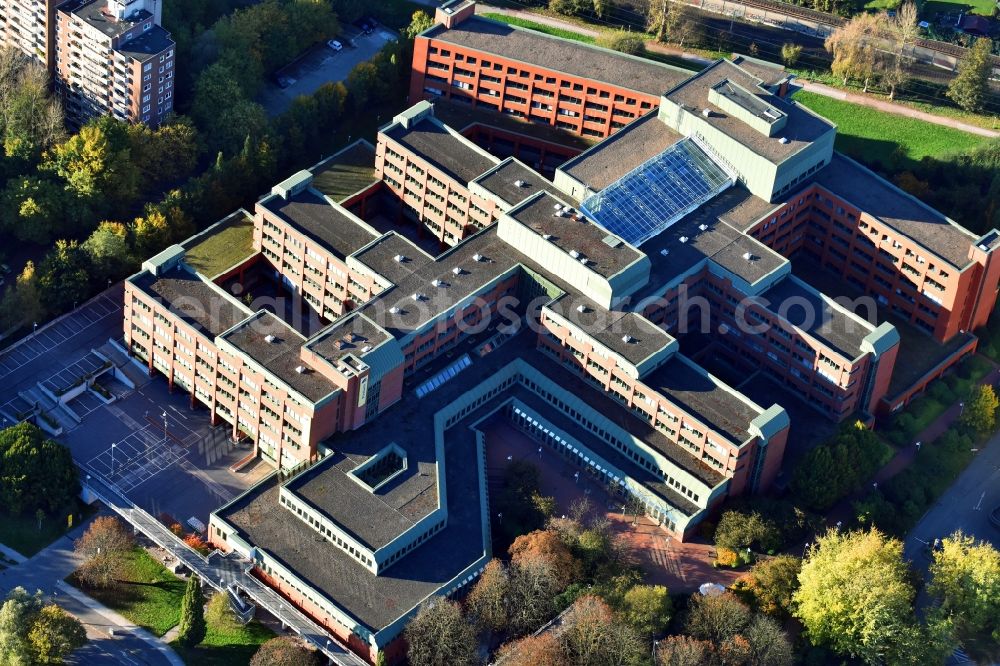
258,26,400,116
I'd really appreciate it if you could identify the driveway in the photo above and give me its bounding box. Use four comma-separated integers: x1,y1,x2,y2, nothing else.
904,429,1000,566
259,27,400,117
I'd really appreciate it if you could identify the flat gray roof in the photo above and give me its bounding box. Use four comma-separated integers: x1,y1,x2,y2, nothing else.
262,189,377,260
637,188,785,296
762,276,873,359
508,191,643,279
307,314,393,368
643,355,760,446
384,117,497,185
132,267,247,339
221,312,337,403
426,16,689,97
560,113,683,192
812,153,975,268
665,60,833,164
474,160,547,207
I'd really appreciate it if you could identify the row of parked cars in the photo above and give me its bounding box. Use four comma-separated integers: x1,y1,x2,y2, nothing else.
327,16,380,51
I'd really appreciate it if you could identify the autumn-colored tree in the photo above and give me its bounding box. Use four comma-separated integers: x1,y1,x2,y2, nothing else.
405,599,477,666
74,516,134,588
495,633,566,666
507,559,561,637
655,635,715,666
560,595,644,666
621,584,672,638
740,555,801,617
465,559,510,632
509,529,580,589
825,14,879,90
249,636,322,666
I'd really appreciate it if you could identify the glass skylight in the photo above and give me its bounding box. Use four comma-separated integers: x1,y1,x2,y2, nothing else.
581,139,732,246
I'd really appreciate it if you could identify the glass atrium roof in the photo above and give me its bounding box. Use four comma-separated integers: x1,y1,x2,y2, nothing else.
581,138,733,247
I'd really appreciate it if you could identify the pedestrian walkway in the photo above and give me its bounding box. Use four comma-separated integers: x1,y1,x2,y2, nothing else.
0,542,27,564
79,467,369,666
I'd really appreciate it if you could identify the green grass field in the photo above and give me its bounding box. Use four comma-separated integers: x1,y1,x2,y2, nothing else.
69,547,186,636
792,90,989,168
921,0,997,16
482,13,596,43
0,502,91,558
172,615,275,666
184,215,256,278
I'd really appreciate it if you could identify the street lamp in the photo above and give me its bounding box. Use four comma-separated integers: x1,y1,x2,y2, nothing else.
111,442,116,476
915,441,921,452
497,512,503,525
32,322,37,335
574,471,580,484
802,541,811,558
162,411,168,442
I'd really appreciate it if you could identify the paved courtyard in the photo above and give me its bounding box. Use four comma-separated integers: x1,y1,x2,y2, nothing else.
0,284,271,528
481,419,741,593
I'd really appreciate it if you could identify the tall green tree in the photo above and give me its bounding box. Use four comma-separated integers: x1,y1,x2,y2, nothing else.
0,176,68,244
947,38,993,113
176,575,207,648
961,383,998,435
26,605,86,663
928,531,1000,646
0,423,78,516
0,587,42,666
37,241,93,314
793,528,936,664
621,584,672,638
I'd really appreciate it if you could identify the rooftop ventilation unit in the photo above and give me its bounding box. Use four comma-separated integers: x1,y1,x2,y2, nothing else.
295,365,306,374
698,224,709,231
473,253,484,262
554,210,566,218
389,306,401,314
575,213,585,221
543,233,553,241
679,236,689,243
412,293,425,301
742,252,753,261
660,249,670,256
778,137,789,144
553,203,563,211
264,334,276,343
361,345,372,353
576,304,588,313
431,279,442,287
578,257,588,265
569,250,581,259
621,335,634,343
702,108,712,118
514,179,526,187
394,254,405,263
452,267,463,275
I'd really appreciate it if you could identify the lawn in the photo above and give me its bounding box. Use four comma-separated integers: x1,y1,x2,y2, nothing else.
311,142,379,203
792,90,989,168
481,13,596,44
0,502,91,558
921,0,997,16
184,214,256,279
172,614,275,666
68,546,186,636
864,0,902,9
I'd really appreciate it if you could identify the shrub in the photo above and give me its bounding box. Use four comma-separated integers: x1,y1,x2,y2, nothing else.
717,547,739,567
596,30,646,56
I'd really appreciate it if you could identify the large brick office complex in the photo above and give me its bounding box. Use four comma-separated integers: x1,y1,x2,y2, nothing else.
121,2,1000,661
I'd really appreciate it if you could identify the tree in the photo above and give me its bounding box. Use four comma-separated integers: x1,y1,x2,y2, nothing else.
781,43,802,67
495,633,566,666
713,510,782,553
621,584,672,638
26,604,86,664
825,14,879,89
739,555,801,617
883,2,918,100
404,599,477,666
961,383,998,435
37,240,93,314
0,48,65,168
177,575,207,648
127,117,199,188
745,615,794,666
75,516,134,589
684,592,751,645
506,559,560,637
205,591,239,635
0,423,78,516
793,528,925,664
560,595,644,666
655,635,714,666
646,0,679,42
404,11,434,40
0,176,68,244
947,37,993,113
509,529,580,589
465,559,510,632
43,116,137,214
791,422,891,511
249,636,322,666
83,221,132,278
0,587,42,666
928,531,1000,645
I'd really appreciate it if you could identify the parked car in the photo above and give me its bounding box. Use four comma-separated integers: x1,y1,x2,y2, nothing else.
327,39,343,51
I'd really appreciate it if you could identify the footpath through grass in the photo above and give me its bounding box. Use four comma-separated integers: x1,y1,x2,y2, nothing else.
68,546,186,636
792,90,989,168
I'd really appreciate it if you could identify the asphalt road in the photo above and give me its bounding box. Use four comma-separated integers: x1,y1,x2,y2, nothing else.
904,426,1000,565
